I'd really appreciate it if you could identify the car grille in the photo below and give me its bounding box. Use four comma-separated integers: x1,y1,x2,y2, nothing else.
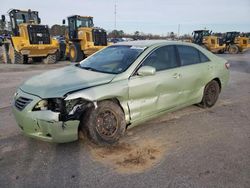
15,97,33,111
92,29,107,46
27,25,51,45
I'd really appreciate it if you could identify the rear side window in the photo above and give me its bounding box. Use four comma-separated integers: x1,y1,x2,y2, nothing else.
177,45,200,66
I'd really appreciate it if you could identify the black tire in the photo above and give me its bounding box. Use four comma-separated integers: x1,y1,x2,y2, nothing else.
82,100,126,145
56,42,67,61
32,57,43,63
43,53,57,64
228,44,239,54
8,43,24,64
69,43,84,62
56,50,61,61
199,80,220,108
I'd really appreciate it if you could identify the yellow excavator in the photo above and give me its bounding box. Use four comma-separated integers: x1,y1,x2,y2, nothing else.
62,15,108,62
1,9,59,64
192,30,226,53
223,32,249,54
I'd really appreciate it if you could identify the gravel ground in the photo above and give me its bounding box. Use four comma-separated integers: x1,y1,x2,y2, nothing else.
0,51,250,188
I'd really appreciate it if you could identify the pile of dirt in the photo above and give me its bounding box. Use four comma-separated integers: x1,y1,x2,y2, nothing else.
88,139,166,174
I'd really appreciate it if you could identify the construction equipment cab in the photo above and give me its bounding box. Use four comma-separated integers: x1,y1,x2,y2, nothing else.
223,32,249,54
1,9,58,64
63,15,108,62
192,30,225,54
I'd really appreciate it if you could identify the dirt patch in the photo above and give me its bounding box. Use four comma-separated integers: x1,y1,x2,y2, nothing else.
88,139,167,174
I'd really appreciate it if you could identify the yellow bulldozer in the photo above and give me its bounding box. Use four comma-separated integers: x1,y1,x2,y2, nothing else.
192,30,226,53
222,32,249,54
62,15,108,62
1,9,59,64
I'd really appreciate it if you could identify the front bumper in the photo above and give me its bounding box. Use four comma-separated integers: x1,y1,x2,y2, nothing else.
12,89,79,143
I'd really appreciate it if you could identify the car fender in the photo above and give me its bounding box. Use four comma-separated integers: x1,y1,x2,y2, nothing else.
65,80,131,123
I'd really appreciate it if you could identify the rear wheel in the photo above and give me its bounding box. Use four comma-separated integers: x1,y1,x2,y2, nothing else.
228,44,239,54
82,100,126,145
199,80,220,108
43,53,57,64
69,43,84,62
9,43,24,64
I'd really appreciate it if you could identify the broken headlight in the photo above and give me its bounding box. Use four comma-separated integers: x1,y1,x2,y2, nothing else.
33,98,64,112
33,100,48,111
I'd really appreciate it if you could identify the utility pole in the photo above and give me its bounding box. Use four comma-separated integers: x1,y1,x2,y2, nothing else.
114,1,117,29
178,24,180,38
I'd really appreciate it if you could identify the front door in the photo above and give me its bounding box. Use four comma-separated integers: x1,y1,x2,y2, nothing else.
128,45,183,122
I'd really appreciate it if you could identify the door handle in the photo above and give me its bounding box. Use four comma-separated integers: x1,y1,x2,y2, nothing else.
173,73,181,79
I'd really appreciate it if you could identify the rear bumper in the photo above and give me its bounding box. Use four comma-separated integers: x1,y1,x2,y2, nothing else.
12,89,79,143
19,45,57,57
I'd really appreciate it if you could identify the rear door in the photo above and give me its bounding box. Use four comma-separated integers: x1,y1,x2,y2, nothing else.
175,45,211,104
128,45,183,122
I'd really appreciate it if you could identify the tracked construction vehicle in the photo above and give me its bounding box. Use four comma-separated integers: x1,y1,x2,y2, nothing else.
223,32,249,54
63,15,108,62
1,9,58,64
192,30,226,54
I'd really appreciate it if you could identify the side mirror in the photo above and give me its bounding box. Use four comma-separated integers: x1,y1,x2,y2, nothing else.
137,66,156,76
1,15,5,22
38,18,41,24
62,19,65,25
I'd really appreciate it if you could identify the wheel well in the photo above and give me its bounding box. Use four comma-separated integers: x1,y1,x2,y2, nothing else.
213,78,221,92
106,98,125,113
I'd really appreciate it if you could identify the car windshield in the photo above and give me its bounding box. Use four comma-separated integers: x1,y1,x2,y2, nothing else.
79,45,145,74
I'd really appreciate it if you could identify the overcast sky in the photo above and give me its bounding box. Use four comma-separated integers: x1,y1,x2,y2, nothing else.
1,0,250,35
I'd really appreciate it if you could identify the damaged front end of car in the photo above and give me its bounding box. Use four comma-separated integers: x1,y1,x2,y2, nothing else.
33,97,95,121
12,89,95,143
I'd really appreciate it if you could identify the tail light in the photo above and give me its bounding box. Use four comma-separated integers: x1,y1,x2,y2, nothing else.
225,62,230,69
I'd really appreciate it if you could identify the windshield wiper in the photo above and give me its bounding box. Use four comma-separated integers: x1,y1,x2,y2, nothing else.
81,66,101,72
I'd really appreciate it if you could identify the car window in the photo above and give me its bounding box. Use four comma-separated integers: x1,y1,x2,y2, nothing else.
142,45,178,71
199,51,210,62
177,45,201,66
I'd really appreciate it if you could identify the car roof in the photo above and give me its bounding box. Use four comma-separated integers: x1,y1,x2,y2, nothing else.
114,40,197,48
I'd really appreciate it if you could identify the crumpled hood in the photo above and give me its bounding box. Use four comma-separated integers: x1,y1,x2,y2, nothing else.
20,65,116,98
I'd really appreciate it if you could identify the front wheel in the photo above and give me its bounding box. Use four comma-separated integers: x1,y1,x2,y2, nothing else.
8,43,24,64
82,100,126,145
69,43,84,62
228,44,239,54
199,80,220,108
43,53,57,64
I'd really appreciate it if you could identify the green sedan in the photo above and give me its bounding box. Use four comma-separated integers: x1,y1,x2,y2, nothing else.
12,40,230,145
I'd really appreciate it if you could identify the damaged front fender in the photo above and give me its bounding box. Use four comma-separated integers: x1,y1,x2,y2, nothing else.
64,80,130,123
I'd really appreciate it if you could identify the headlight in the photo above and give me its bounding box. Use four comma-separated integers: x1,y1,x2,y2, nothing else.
33,100,48,111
